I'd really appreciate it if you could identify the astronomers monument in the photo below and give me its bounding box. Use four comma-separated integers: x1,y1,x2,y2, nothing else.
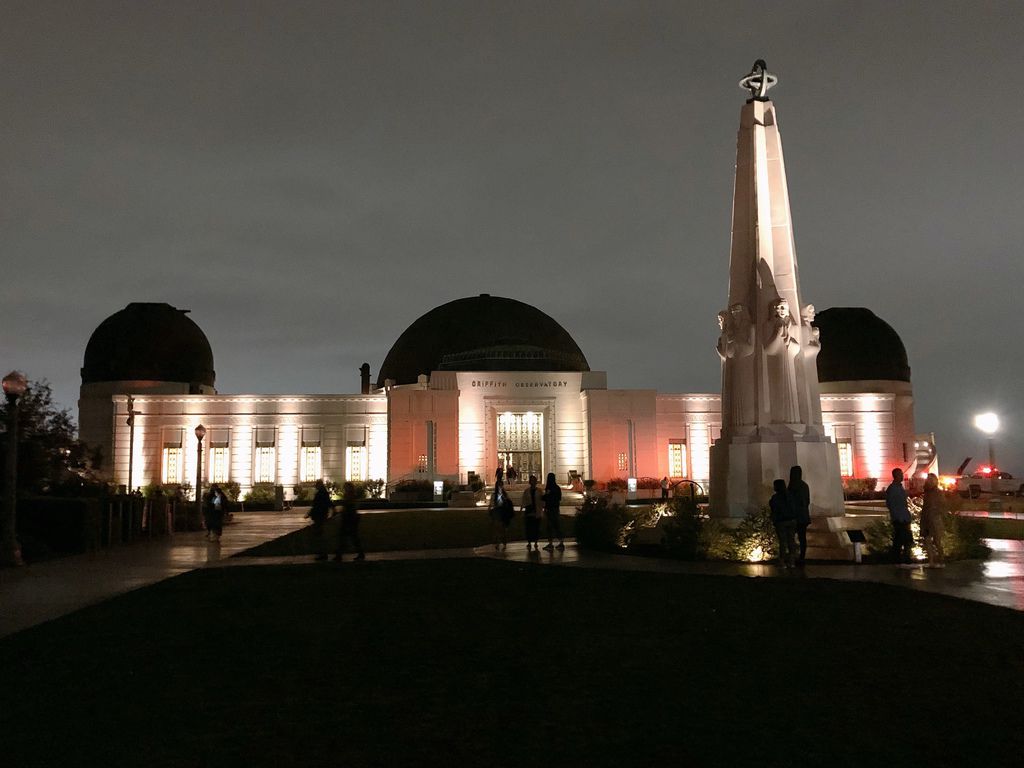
709,61,846,519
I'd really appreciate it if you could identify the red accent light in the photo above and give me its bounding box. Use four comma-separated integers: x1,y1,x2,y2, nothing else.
981,466,992,475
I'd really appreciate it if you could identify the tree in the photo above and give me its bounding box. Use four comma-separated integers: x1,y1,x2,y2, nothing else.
0,379,99,495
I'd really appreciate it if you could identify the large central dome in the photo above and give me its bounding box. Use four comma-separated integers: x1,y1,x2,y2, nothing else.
376,294,590,387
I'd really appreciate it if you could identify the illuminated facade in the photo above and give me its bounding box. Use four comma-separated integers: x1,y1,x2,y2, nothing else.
78,299,919,498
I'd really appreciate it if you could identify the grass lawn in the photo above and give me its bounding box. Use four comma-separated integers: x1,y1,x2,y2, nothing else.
241,508,577,556
2,560,1023,767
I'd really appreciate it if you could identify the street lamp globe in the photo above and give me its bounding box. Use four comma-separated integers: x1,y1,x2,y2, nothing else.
195,423,207,441
2,371,28,399
974,412,999,436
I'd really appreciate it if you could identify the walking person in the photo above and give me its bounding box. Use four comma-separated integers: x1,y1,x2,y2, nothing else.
521,474,542,551
489,479,512,550
203,484,227,542
886,468,914,565
307,479,335,561
788,465,811,566
769,478,798,568
920,473,946,568
494,464,504,486
541,472,565,551
335,481,365,562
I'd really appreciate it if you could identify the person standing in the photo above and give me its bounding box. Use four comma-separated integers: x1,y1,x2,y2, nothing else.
335,481,365,562
494,464,504,486
521,474,542,551
660,476,669,500
920,473,946,568
489,479,511,550
788,465,811,566
307,479,335,561
542,472,565,551
769,478,798,568
203,484,227,542
886,468,913,565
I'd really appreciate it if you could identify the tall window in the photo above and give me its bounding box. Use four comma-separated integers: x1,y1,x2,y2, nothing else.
838,440,854,478
668,440,687,478
255,428,276,483
255,446,276,483
162,447,182,484
417,454,428,473
346,446,367,481
617,452,629,472
301,446,322,482
210,447,230,483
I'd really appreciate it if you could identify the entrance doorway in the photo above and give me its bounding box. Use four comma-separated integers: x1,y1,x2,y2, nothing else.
497,411,543,482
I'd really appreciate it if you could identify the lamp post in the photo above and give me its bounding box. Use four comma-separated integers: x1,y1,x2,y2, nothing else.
973,412,999,470
126,395,142,494
194,423,206,529
2,371,28,566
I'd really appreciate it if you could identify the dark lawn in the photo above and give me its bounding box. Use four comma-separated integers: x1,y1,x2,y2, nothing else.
2,560,1024,768
240,508,576,556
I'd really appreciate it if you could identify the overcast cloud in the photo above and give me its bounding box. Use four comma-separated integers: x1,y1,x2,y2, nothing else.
1,0,1022,472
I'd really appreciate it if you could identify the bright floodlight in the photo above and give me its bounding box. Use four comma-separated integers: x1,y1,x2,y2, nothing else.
974,412,999,435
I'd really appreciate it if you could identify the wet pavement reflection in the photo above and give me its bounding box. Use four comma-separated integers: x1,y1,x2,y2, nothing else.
2,511,1022,639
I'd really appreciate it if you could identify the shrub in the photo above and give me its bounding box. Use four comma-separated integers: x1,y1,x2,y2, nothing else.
843,478,879,499
942,513,991,560
637,477,662,490
292,483,314,502
728,507,777,562
364,479,386,499
220,481,241,502
606,478,628,492
574,496,631,551
244,483,277,503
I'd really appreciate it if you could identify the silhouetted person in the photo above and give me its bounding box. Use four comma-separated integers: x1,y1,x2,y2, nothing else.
542,472,565,551
495,464,504,486
920,473,945,568
506,464,518,483
788,465,811,565
661,476,669,500
489,479,512,550
335,481,365,561
307,479,335,561
769,478,797,568
521,474,542,551
203,484,227,542
886,468,913,565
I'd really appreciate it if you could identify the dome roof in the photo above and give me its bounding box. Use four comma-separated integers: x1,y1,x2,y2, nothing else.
813,307,910,383
377,294,589,387
82,303,215,387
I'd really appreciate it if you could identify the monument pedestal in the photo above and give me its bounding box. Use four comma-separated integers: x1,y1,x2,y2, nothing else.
710,433,844,519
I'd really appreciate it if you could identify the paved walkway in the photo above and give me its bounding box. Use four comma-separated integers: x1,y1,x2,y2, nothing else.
2,511,1022,638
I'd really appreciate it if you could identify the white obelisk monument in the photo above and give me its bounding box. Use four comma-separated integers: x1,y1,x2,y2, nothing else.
709,61,845,519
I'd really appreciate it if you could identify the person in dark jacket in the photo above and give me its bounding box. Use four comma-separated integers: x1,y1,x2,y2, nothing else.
489,479,512,550
203,484,227,542
307,479,335,561
886,468,913,564
521,475,542,551
335,481,365,562
788,465,811,565
769,478,798,568
542,472,565,551
920,473,945,568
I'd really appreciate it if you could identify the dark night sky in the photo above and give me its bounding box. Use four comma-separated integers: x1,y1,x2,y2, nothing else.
2,1,1022,473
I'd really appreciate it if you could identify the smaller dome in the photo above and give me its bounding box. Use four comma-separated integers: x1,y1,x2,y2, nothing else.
813,308,910,383
82,303,215,388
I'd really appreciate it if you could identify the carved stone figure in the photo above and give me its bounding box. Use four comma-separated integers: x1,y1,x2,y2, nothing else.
763,297,801,424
